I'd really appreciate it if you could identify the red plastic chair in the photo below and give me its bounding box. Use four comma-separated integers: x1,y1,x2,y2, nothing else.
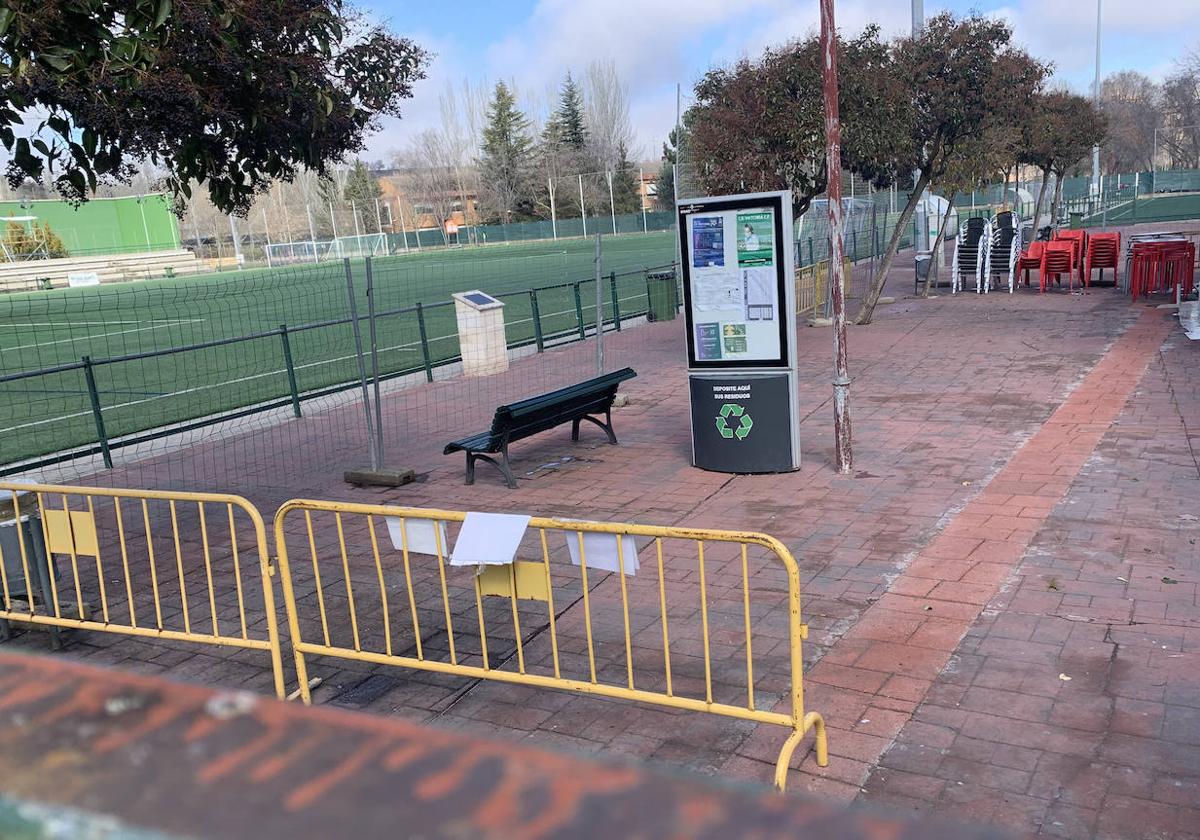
1040,241,1075,292
1053,230,1087,284
1016,241,1045,287
1084,232,1120,286
1129,241,1194,301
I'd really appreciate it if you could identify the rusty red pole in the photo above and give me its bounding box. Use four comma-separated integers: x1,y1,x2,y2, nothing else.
820,0,853,474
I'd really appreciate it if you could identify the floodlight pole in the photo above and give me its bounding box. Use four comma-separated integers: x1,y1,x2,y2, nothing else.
549,178,558,240
1091,0,1102,197
821,0,853,475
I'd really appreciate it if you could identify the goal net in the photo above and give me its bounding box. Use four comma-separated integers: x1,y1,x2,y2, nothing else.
321,233,387,260
264,240,320,266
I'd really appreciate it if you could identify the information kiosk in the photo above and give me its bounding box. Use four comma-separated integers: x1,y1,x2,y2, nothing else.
678,190,801,473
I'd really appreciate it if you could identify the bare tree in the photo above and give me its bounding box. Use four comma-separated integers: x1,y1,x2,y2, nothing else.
1099,71,1162,173
583,59,635,170
394,130,461,243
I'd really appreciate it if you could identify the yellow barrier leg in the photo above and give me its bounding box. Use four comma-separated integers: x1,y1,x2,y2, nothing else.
773,728,804,792
772,712,830,791
806,710,829,767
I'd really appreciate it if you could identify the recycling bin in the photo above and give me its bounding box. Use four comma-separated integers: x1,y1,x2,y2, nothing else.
0,486,59,624
646,270,678,322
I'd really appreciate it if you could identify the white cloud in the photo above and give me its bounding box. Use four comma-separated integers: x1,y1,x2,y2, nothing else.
363,0,1199,162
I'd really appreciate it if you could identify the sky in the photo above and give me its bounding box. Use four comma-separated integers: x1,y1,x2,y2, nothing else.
358,0,1199,165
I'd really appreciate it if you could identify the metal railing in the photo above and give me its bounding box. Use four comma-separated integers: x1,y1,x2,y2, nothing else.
271,498,827,791
0,480,287,697
0,261,677,476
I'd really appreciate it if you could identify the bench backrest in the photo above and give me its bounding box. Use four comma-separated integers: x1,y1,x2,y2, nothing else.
487,368,638,444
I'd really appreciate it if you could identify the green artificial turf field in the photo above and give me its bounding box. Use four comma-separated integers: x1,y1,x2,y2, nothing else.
0,231,676,467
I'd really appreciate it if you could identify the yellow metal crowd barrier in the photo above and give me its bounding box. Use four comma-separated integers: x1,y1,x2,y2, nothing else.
0,481,286,698
272,499,827,790
0,481,827,789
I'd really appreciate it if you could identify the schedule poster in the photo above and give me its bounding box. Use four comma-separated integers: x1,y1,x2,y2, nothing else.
683,202,785,367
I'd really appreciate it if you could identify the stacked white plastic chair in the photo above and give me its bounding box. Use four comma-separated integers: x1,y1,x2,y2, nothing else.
951,217,991,294
985,211,1022,294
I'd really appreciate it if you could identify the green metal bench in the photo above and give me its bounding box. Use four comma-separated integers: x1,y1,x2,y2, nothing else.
443,368,637,489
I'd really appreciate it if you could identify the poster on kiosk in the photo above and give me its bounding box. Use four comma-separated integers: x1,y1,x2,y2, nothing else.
678,190,801,473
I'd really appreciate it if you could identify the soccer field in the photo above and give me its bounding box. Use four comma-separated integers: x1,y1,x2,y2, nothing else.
1085,192,1200,226
0,231,676,468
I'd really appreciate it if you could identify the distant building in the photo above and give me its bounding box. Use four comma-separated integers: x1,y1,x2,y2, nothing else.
374,172,480,234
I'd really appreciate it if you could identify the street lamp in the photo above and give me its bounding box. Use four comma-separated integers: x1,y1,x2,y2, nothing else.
1091,0,1102,196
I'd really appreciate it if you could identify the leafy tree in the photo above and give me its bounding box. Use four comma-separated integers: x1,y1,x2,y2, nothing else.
856,14,1047,324
687,26,909,219
0,0,428,214
343,160,381,232
0,220,67,259
1018,92,1106,222
478,81,535,223
555,73,588,151
609,142,640,214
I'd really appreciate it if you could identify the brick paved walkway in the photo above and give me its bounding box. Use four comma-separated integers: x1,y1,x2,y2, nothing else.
7,254,1198,837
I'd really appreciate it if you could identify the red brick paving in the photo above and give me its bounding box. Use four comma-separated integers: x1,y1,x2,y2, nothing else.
7,233,1199,837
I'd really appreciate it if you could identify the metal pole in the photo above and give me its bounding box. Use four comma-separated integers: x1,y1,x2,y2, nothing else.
579,174,587,237
279,325,302,418
262,207,273,268
229,215,242,270
343,259,379,470
912,0,923,36
329,200,339,241
1152,128,1158,179
607,171,617,235
640,167,648,232
397,201,411,252
821,0,852,475
549,177,558,240
1092,0,1102,196
82,356,113,469
365,257,385,467
305,202,318,262
374,198,384,235
594,233,604,375
352,200,362,238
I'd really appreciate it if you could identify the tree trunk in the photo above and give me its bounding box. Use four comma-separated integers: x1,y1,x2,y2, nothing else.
857,168,932,325
1033,167,1050,226
1049,171,1064,227
922,190,958,297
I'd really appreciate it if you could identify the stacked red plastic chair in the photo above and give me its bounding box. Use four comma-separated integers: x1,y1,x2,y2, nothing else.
1016,241,1046,287
1040,241,1076,292
1130,241,1196,302
1053,229,1088,285
1084,232,1120,286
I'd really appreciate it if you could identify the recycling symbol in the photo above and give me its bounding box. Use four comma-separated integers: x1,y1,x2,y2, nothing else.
716,403,754,440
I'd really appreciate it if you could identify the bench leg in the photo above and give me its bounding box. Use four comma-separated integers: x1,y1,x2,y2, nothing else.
465,451,517,489
575,411,618,445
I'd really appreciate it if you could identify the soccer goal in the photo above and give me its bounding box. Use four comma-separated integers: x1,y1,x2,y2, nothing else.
264,240,320,266
321,233,387,260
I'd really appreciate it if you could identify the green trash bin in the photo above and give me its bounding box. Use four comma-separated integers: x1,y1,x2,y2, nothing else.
1069,211,1083,229
646,270,678,322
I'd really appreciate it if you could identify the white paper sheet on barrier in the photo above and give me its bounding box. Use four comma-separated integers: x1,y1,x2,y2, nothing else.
450,512,530,567
385,517,449,556
564,529,641,576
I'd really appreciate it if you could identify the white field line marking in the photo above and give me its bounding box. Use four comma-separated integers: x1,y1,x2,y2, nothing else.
0,320,207,352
